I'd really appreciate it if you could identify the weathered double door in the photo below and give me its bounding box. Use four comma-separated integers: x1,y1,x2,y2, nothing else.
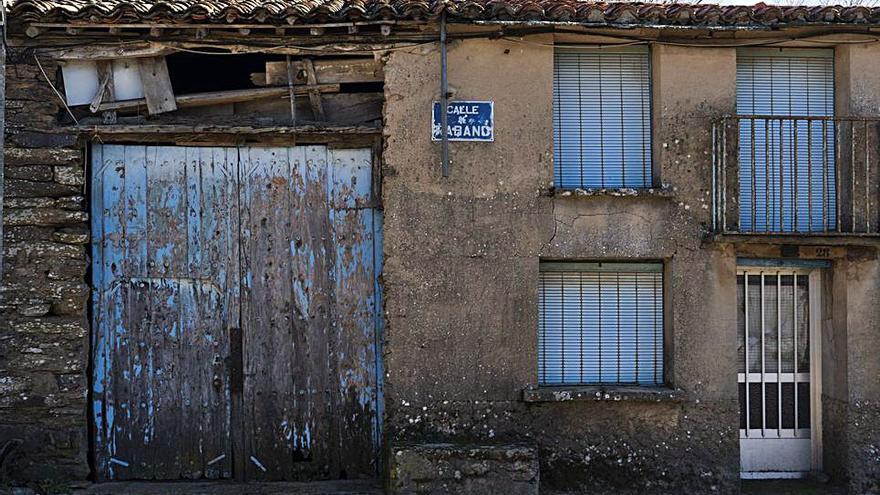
91,145,383,481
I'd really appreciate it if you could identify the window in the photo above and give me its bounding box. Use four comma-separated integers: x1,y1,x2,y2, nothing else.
538,262,664,386
553,47,652,190
736,48,836,232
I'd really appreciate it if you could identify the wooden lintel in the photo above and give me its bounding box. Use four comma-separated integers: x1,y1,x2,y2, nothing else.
71,123,381,136
95,84,340,112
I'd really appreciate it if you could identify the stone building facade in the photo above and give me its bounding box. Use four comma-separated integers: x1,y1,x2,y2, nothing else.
0,1,879,494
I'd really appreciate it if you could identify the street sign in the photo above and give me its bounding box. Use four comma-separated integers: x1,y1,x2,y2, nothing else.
432,101,494,142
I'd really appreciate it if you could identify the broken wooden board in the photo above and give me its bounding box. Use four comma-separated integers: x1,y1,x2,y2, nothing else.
88,60,114,113
137,57,177,115
255,58,383,86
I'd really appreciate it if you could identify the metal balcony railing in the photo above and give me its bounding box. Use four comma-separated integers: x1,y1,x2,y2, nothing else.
712,115,880,236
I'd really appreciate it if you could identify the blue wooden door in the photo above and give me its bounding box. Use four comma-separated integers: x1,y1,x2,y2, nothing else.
91,145,383,481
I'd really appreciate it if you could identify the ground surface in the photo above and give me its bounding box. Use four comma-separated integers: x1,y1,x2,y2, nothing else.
72,480,383,495
2,479,850,495
740,480,847,495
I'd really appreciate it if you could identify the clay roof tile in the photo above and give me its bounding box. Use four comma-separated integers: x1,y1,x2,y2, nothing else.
10,0,880,27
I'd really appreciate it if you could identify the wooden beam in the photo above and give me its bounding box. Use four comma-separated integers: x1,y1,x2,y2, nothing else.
261,58,383,86
70,123,380,136
95,84,340,112
302,59,326,121
286,56,297,125
43,43,172,60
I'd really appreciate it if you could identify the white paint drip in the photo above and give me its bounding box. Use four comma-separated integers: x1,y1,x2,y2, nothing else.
207,454,226,466
250,456,268,472
109,457,129,467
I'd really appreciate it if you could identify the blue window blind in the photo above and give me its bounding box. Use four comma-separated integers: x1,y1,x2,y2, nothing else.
553,47,652,189
736,48,836,232
538,262,664,386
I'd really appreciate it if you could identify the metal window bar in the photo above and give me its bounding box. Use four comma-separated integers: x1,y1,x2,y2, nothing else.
737,269,811,438
538,263,664,386
552,48,652,190
713,115,880,235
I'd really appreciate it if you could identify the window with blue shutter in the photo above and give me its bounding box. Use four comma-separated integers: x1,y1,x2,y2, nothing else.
538,262,664,386
553,47,653,189
736,48,836,232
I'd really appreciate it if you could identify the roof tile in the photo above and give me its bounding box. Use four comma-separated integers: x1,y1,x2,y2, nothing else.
9,0,880,26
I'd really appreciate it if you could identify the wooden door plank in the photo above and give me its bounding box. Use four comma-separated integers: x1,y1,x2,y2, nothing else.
143,145,189,479
183,147,235,478
239,147,300,480
290,145,335,478
237,145,381,481
327,148,380,478
92,144,128,480
91,145,236,480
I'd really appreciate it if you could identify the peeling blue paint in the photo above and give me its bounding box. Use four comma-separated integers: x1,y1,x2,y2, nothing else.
92,145,383,480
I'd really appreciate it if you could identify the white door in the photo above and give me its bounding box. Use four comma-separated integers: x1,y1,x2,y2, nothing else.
737,267,822,479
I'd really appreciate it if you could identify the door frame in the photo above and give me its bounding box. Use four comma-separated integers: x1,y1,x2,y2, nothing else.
737,265,823,479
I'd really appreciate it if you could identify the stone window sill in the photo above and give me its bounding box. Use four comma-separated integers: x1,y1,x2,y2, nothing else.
521,385,686,403
551,187,675,199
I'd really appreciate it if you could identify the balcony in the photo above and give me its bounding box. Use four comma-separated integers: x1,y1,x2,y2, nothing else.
711,115,880,243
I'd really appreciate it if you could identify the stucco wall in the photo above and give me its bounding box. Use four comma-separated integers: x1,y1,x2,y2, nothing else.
382,36,745,493
834,44,880,494
382,34,880,493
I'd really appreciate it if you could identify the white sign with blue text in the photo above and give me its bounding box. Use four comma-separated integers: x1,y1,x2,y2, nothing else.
432,101,494,142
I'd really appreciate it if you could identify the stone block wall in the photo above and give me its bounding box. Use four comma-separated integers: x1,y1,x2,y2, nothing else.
0,47,89,483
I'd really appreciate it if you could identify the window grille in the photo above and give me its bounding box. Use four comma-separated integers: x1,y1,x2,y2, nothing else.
538,262,664,386
552,47,653,190
737,269,811,437
736,48,836,232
